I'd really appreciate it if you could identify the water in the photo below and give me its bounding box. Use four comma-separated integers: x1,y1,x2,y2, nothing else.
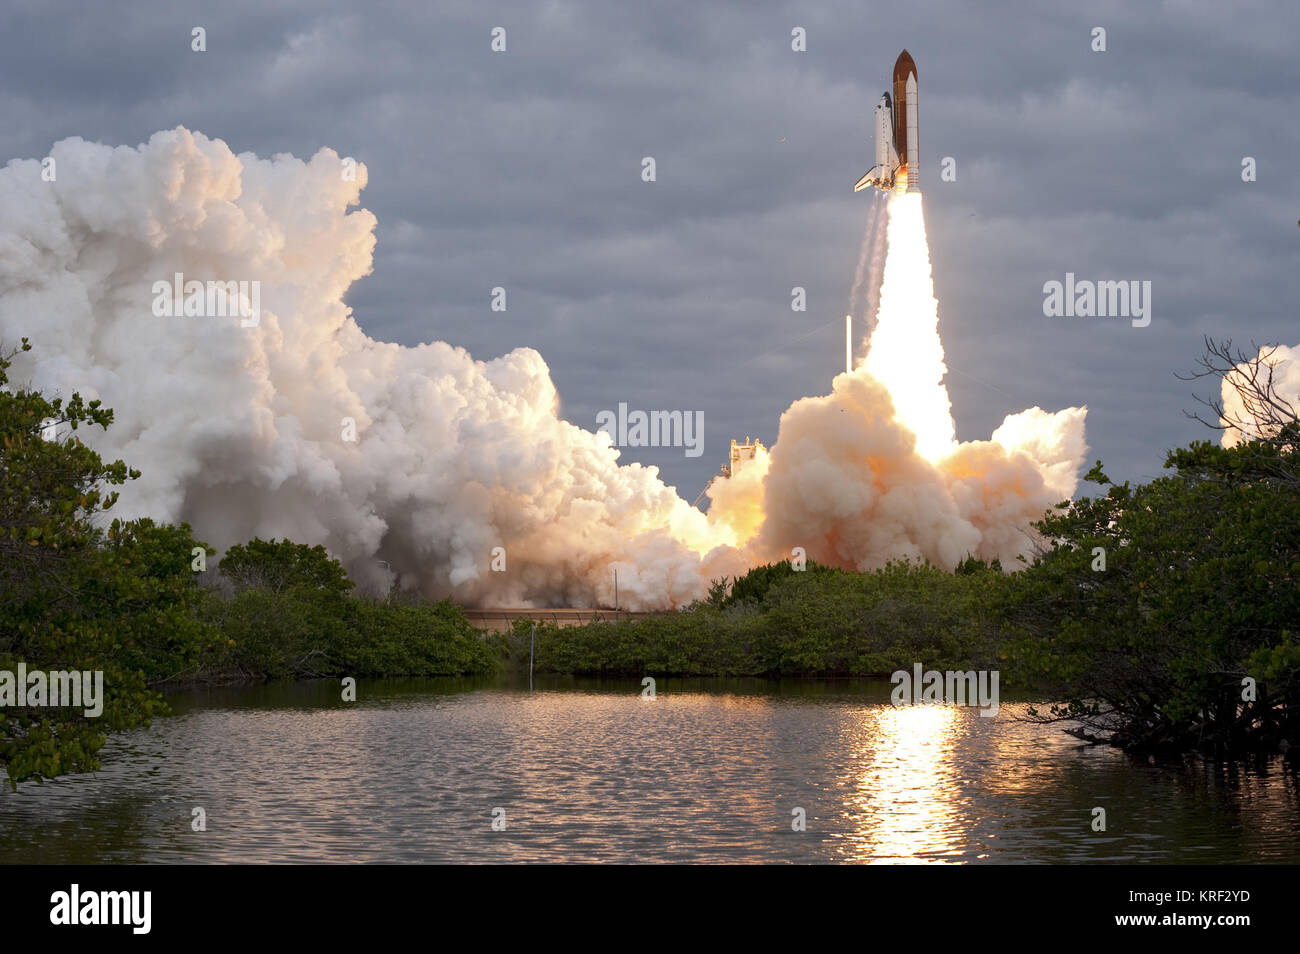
3,677,1298,863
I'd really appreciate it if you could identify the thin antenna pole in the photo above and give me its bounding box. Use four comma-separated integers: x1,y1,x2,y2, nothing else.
529,622,535,693
614,567,619,621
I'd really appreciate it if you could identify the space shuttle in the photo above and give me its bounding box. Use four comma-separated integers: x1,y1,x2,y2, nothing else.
854,50,919,195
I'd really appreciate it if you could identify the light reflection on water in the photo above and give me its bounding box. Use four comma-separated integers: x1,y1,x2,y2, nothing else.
2,678,1297,864
840,704,962,864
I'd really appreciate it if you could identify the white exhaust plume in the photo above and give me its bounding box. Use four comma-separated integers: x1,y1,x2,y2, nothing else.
848,191,886,329
1,129,1086,609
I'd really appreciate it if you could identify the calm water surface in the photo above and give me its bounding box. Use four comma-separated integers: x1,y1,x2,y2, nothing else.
3,678,1298,863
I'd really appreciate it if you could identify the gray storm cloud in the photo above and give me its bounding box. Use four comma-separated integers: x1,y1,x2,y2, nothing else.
2,128,1091,609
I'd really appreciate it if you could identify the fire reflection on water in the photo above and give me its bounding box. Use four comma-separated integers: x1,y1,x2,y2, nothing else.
834,703,967,863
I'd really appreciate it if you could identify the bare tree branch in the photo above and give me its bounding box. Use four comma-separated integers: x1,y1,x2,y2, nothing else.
1178,336,1299,454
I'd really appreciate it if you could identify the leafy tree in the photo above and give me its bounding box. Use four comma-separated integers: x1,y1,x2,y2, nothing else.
506,558,1004,678
955,554,1002,575
703,576,729,609
1005,446,1300,751
1,340,219,786
203,539,493,679
1,339,135,599
218,538,354,598
1006,339,1300,752
722,559,835,608
335,599,495,676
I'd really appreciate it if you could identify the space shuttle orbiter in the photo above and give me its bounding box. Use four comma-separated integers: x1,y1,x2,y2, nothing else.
854,50,919,195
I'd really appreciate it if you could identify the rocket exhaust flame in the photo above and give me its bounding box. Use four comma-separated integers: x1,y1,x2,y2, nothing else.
863,193,956,462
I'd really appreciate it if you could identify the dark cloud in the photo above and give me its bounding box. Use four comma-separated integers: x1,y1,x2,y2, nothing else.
2,0,1296,496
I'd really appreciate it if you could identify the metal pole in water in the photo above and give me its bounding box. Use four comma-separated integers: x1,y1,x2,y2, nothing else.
529,622,535,693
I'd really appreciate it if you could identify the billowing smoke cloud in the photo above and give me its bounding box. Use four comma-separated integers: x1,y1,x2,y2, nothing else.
0,128,736,609
740,375,1087,571
1,128,1087,609
712,192,1088,572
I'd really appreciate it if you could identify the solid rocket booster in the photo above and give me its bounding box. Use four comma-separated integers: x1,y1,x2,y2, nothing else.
854,50,919,195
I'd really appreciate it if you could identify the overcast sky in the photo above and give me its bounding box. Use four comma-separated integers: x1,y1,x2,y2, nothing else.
3,0,1297,500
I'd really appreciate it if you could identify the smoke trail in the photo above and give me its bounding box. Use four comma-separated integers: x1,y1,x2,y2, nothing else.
846,193,888,371
863,207,887,335
848,191,884,317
